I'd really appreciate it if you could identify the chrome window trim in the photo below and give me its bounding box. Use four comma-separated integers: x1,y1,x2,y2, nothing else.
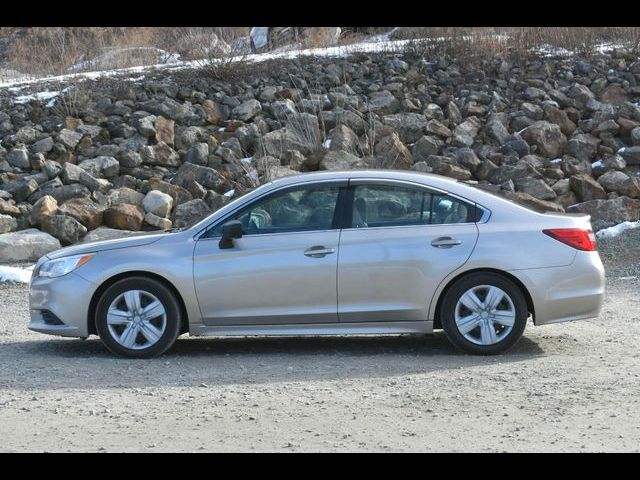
194,178,347,241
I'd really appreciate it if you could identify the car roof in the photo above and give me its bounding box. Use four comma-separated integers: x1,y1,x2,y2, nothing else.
268,169,507,208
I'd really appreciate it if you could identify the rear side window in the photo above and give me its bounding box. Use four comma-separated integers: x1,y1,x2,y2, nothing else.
351,184,478,228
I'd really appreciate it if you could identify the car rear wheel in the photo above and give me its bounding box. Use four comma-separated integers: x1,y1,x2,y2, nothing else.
440,272,528,355
95,277,181,358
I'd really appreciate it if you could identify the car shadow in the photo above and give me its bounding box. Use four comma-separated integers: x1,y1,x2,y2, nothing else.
1,332,546,390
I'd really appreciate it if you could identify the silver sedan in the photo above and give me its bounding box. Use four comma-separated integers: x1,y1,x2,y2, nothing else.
29,170,605,357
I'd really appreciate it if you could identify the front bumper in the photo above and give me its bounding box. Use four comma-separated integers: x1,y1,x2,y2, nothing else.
29,271,96,338
510,251,606,326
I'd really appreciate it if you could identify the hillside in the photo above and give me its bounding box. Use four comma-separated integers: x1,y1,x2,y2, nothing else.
0,36,639,261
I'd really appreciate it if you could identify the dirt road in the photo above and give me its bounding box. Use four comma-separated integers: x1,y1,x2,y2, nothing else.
1,231,639,452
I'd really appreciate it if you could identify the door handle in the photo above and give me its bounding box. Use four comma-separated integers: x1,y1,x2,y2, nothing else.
304,246,336,258
431,237,462,248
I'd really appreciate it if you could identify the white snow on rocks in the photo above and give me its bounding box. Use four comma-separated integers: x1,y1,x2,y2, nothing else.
0,265,34,283
596,221,640,239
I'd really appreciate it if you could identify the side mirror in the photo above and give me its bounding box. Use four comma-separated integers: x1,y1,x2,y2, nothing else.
219,220,243,249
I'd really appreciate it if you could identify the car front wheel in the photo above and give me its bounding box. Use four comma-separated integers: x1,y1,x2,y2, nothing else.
440,272,528,355
95,277,181,358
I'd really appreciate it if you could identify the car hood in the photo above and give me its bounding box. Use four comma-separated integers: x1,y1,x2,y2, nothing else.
46,231,168,260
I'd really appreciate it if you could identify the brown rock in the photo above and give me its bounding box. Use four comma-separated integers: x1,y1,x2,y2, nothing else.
29,195,58,226
58,197,106,230
155,116,175,147
103,204,145,231
503,191,565,213
569,173,607,202
202,100,229,125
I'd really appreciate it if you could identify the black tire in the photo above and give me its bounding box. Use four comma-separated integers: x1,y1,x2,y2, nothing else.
440,272,528,355
95,277,181,358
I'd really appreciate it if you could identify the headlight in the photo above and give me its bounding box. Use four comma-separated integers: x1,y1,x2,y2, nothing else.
35,254,95,279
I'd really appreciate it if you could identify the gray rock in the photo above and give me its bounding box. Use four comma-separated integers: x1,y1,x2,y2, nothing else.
108,187,145,208
567,197,640,230
172,199,211,228
41,214,87,245
57,129,82,150
144,211,172,230
173,162,227,192
413,136,443,161
515,177,557,200
32,137,54,153
452,117,481,148
620,146,640,165
232,99,262,121
597,170,640,198
185,143,209,165
522,121,567,158
79,156,119,178
319,151,368,170
382,113,428,143
81,226,144,243
0,228,61,262
0,213,17,233
7,147,30,168
367,90,399,115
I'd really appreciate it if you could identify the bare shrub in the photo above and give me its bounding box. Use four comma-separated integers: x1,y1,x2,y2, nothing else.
50,78,91,118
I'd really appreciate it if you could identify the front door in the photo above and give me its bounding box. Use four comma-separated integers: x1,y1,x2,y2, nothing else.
337,180,479,322
193,181,345,326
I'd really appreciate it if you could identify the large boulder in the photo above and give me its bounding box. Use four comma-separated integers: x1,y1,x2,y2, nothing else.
521,121,567,158
58,197,106,230
41,214,88,245
619,146,640,165
0,228,61,262
103,204,145,231
567,197,640,230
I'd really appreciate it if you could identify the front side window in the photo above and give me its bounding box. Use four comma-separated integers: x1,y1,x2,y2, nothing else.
210,184,341,236
351,183,475,228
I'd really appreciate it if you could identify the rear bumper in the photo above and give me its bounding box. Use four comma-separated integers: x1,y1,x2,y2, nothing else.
509,251,605,326
29,272,95,338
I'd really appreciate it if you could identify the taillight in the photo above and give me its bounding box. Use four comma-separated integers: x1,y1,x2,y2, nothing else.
543,228,597,251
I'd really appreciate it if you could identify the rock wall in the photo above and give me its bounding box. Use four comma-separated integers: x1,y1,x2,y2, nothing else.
1,49,640,260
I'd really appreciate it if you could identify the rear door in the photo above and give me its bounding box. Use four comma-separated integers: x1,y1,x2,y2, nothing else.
337,179,479,322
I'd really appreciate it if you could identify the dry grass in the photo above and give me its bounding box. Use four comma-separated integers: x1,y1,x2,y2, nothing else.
393,27,640,63
4,27,640,79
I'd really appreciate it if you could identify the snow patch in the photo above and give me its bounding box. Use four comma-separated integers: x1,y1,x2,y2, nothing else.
13,90,62,105
0,265,34,283
592,160,603,168
223,189,235,197
550,158,562,164
323,139,332,149
617,147,626,153
596,221,640,239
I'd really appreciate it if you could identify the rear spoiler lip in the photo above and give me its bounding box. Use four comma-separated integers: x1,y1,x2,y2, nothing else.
543,212,592,222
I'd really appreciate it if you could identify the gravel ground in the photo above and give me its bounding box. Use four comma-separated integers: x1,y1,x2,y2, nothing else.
0,232,639,452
